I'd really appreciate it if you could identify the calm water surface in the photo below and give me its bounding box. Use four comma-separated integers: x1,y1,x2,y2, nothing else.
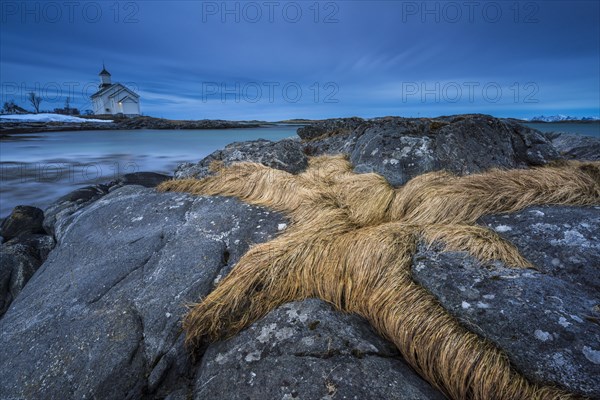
0,126,299,217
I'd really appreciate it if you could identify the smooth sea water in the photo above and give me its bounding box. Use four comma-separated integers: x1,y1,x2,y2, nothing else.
0,125,299,217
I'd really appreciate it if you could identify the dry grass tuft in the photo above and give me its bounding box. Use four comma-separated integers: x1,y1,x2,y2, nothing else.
157,157,599,400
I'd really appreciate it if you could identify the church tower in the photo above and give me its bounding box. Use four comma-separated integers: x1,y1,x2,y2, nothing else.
99,64,112,89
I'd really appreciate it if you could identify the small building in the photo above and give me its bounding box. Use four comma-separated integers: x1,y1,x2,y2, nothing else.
91,65,141,116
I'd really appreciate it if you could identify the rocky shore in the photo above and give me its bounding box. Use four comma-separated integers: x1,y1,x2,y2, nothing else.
1,114,599,399
0,115,263,136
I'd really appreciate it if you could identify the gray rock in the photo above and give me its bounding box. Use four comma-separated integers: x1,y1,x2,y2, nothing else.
110,171,172,188
303,115,561,186
297,117,365,141
195,299,445,400
175,139,308,179
44,173,171,240
0,205,45,240
413,205,600,398
0,234,55,316
43,184,110,239
547,132,600,161
0,185,287,399
2,116,598,399
0,184,444,400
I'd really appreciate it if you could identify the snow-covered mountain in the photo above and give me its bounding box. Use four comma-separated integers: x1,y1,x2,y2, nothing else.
528,115,600,122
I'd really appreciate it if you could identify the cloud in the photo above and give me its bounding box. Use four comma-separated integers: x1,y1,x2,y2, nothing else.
1,1,598,119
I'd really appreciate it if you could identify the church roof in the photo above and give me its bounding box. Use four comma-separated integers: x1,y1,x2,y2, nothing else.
99,65,111,76
91,83,139,99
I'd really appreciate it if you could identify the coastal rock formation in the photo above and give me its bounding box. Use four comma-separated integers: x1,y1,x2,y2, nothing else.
43,172,170,239
0,115,598,399
297,116,365,141
194,299,445,400
0,205,45,240
0,234,55,316
115,116,261,130
304,114,561,185
0,116,261,136
546,132,600,161
175,139,307,180
414,206,600,397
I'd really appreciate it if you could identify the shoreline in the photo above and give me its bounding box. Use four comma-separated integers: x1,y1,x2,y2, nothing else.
2,115,598,135
0,115,279,137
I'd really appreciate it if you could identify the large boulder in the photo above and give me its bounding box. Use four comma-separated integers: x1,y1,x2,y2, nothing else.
297,117,365,141
413,205,600,398
194,299,444,400
2,186,598,398
175,139,308,179
303,115,561,185
0,185,288,399
43,184,110,238
43,172,171,240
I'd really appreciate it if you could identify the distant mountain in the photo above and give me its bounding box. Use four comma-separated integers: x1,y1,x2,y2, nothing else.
528,115,600,122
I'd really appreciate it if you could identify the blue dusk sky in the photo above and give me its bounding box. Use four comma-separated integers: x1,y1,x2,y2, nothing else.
1,0,599,120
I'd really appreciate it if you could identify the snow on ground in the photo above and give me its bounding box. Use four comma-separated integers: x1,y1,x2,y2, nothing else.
0,113,113,123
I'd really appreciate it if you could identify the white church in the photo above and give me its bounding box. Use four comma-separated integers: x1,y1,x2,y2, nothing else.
91,65,141,116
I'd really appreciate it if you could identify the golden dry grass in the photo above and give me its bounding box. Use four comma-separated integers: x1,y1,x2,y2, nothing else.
157,157,600,400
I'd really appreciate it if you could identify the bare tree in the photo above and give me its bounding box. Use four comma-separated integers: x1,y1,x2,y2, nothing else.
28,92,42,113
64,96,71,111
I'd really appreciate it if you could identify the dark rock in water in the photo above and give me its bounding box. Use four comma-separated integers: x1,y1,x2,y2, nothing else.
116,116,261,130
413,205,600,398
302,115,561,186
297,117,365,141
195,299,445,400
0,206,45,240
0,117,262,135
0,234,55,316
175,139,308,179
546,132,600,161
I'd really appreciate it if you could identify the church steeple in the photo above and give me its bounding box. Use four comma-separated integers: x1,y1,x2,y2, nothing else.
99,64,112,89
